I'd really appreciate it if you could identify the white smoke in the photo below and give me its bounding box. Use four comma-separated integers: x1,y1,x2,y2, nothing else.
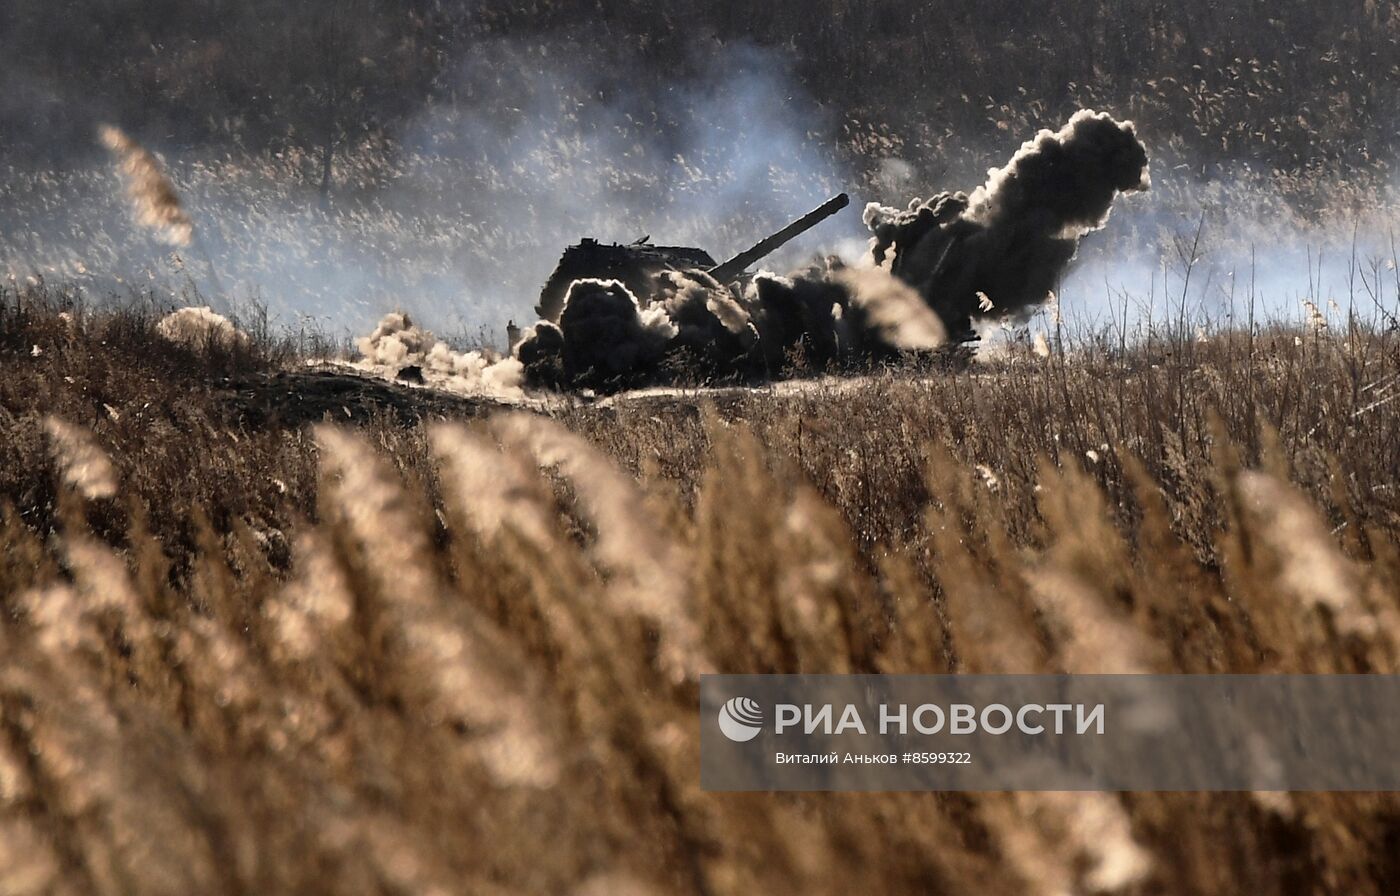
355,312,525,400
1059,158,1400,335
0,38,848,339
156,306,248,349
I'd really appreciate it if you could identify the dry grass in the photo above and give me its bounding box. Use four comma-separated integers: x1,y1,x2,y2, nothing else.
97,126,195,249
2,286,1399,894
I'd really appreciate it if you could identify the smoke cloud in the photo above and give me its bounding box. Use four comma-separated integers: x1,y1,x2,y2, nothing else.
356,312,526,400
513,261,956,391
512,111,1148,393
2,37,846,339
865,110,1150,340
156,306,248,350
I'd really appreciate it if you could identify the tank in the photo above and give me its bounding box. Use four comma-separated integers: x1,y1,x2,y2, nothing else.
535,193,850,322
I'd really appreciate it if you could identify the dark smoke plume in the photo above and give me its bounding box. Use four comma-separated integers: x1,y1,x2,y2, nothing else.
514,110,1148,392
866,109,1150,339
515,262,947,391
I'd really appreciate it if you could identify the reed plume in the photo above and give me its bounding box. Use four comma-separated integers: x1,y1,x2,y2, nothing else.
98,125,194,248
43,416,117,500
315,425,564,788
490,412,711,684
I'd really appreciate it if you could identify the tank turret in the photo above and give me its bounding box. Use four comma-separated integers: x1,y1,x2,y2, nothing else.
535,193,849,322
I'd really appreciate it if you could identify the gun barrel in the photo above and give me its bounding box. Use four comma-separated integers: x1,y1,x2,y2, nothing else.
708,192,850,283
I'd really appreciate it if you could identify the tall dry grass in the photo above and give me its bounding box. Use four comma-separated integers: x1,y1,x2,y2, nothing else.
1,288,1399,893
98,126,194,249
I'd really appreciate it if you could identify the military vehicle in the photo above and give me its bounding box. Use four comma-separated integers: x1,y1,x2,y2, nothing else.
534,192,850,321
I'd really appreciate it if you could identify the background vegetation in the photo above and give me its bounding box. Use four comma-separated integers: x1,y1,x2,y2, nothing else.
5,0,1397,197
4,2,1396,334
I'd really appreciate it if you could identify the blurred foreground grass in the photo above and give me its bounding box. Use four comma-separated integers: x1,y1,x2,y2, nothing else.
1,287,1398,894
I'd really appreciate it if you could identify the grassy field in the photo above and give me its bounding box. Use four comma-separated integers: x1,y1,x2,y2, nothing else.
1,286,1399,894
